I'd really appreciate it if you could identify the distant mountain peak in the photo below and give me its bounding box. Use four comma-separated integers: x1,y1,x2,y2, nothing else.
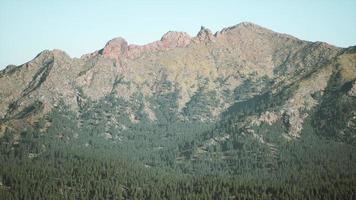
215,21,270,35
100,37,128,61
196,26,215,42
237,21,259,27
89,22,307,62
95,31,192,61
160,31,192,47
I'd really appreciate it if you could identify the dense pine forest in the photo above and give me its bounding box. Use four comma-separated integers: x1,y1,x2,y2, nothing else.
1,99,355,199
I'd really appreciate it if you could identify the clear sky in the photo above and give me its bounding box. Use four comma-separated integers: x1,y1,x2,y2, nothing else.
0,0,356,69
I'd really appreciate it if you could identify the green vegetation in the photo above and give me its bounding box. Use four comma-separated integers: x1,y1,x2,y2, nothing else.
1,96,356,199
313,72,356,144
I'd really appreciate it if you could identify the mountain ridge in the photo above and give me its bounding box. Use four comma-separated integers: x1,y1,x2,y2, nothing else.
0,22,354,141
3,21,328,68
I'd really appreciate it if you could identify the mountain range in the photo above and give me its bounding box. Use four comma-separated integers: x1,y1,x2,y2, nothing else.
0,22,355,199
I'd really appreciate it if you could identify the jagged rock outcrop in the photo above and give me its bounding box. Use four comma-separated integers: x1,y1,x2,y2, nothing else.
195,26,215,42
101,37,128,62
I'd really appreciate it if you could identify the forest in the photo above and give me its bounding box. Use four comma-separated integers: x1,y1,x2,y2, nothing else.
1,95,356,199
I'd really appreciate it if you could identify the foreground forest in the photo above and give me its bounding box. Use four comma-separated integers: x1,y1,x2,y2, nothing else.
0,101,355,199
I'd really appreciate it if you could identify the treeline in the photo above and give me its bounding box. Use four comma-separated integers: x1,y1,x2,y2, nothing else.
1,142,355,200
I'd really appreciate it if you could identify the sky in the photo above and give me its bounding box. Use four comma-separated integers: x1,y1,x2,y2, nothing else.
0,0,356,69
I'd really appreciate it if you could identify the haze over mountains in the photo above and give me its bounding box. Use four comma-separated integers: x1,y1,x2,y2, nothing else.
0,22,355,199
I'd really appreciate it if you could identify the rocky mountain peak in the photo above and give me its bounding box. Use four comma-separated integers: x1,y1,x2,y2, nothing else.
160,31,191,48
214,21,274,37
100,37,128,61
96,32,193,60
228,21,263,31
196,26,215,42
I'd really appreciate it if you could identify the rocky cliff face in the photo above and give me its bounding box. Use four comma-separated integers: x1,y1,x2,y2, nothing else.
0,22,355,143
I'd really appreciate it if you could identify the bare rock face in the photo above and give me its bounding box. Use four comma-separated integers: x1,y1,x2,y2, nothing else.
101,37,128,61
348,81,356,96
0,22,355,143
195,26,215,42
126,31,191,59
160,31,191,48
99,32,191,61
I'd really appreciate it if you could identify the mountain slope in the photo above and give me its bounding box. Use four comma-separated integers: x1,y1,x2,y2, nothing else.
0,22,348,135
0,22,356,199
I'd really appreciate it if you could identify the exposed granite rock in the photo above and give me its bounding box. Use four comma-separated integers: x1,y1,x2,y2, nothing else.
160,31,192,48
195,26,215,42
348,81,356,96
101,37,128,62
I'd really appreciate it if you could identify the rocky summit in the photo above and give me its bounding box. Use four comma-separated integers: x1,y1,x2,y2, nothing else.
0,22,356,199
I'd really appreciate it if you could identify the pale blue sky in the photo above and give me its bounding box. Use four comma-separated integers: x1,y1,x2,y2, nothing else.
1,0,356,69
